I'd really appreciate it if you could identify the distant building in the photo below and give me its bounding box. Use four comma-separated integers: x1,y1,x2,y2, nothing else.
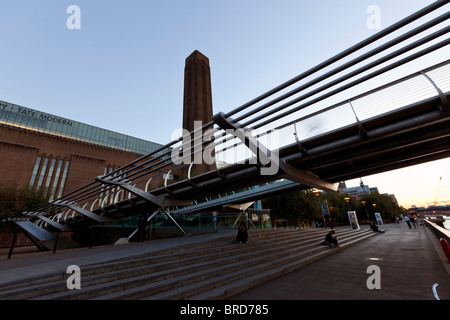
370,187,380,194
339,179,399,206
339,178,379,202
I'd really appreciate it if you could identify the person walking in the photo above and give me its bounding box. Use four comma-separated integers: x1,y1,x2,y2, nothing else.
236,221,248,244
137,213,147,242
404,215,412,229
410,215,417,229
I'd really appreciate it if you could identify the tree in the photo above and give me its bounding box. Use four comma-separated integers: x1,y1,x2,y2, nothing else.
261,186,404,228
0,182,49,229
360,192,401,222
322,192,354,224
262,189,322,227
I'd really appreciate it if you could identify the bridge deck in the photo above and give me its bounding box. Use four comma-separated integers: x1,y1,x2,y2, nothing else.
232,222,450,300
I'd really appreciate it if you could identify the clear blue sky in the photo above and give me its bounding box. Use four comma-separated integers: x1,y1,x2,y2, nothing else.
0,0,449,208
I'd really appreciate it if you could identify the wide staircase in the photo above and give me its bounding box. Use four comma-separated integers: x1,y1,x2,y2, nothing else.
0,227,376,300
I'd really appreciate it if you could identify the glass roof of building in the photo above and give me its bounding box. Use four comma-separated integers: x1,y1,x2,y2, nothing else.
0,100,166,155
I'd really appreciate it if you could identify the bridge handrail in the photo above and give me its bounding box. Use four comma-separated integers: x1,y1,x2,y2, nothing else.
225,1,449,120
424,219,450,243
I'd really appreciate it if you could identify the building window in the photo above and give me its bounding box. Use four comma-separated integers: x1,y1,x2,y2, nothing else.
50,159,64,199
36,157,49,189
44,158,57,189
29,156,72,200
29,156,42,187
57,160,70,198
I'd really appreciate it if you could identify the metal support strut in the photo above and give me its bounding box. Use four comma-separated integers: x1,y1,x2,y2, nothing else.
420,71,450,113
96,176,191,236
212,112,338,192
50,200,110,223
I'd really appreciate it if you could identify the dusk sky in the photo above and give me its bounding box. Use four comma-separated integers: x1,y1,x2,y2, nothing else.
0,0,449,208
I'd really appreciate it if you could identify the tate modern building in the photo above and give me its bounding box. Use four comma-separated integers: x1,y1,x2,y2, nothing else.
0,99,165,200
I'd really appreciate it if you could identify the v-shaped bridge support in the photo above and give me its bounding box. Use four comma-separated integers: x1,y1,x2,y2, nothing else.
95,176,191,236
212,112,338,192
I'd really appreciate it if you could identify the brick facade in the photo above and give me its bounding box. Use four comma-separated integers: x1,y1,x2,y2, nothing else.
0,124,144,197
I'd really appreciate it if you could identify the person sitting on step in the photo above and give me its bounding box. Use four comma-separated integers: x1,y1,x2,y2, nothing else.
370,221,385,233
322,230,339,248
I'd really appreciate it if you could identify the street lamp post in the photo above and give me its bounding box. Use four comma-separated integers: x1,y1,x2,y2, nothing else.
362,200,370,222
344,197,351,229
316,192,327,228
344,197,351,211
329,205,334,228
344,196,360,230
372,203,377,224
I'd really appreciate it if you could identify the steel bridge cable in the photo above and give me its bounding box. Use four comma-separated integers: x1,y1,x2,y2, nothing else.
180,9,450,161
232,10,450,126
249,32,450,131
167,57,449,169
159,4,450,165
223,1,449,119
217,59,450,166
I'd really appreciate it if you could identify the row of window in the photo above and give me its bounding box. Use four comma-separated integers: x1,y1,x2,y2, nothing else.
29,156,70,199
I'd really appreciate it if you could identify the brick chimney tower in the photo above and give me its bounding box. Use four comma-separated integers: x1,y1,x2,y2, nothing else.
180,50,215,175
182,50,213,132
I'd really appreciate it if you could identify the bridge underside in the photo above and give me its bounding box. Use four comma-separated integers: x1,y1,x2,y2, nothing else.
96,91,449,220
8,67,450,234
4,1,450,248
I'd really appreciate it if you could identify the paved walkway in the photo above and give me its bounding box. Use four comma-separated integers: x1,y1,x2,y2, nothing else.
231,222,450,300
1,223,449,300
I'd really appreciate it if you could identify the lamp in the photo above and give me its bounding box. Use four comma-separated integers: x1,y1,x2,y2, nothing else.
361,200,370,222
344,197,351,211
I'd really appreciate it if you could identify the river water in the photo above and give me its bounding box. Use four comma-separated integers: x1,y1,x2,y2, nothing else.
444,217,450,231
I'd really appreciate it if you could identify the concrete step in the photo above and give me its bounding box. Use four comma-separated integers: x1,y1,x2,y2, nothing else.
152,230,376,300
191,231,377,300
0,229,312,296
0,229,333,299
89,230,374,300
30,229,342,300
0,227,376,300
